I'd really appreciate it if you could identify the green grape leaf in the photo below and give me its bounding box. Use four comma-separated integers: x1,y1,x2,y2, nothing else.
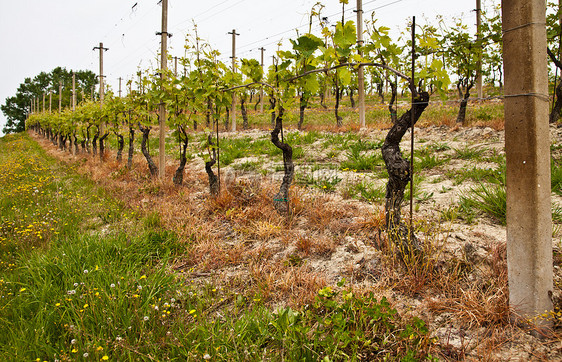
291,34,324,57
338,67,352,86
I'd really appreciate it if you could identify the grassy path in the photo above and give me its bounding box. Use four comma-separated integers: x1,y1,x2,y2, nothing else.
0,133,433,361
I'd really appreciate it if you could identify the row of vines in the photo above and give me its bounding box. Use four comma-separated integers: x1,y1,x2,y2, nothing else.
24,1,562,250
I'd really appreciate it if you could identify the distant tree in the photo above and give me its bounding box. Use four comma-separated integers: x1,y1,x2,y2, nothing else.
1,67,97,134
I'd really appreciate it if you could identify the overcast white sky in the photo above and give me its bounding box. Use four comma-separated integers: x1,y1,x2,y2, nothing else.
0,0,490,136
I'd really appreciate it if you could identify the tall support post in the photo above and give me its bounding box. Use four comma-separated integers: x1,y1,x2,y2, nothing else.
42,93,46,113
174,56,178,77
356,0,366,128
30,99,33,115
93,43,109,105
409,16,416,230
93,42,109,136
502,0,553,329
259,47,265,114
58,81,62,113
158,0,169,179
118,77,122,98
229,29,240,131
72,71,76,111
49,92,52,113
476,0,483,99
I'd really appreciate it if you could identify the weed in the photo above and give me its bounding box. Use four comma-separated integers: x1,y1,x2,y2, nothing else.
459,182,507,224
296,169,342,192
345,181,386,203
219,137,252,165
231,160,261,172
552,159,562,196
416,154,450,170
453,146,485,161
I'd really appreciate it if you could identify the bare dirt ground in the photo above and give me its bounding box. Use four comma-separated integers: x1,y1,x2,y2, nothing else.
32,124,562,361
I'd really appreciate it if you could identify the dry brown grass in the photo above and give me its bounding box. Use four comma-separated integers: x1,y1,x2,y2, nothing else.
29,126,558,360
427,242,510,330
473,117,505,131
247,262,327,307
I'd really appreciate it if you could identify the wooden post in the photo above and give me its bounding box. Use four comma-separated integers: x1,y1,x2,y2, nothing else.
42,93,46,113
158,0,169,179
119,77,122,98
356,0,366,128
502,0,553,329
49,92,52,113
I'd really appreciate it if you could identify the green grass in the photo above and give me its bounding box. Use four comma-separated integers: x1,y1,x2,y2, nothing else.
296,170,342,192
459,182,507,224
552,159,562,196
448,165,505,186
341,141,384,172
453,146,485,161
231,160,261,172
345,181,386,203
459,168,562,225
415,154,450,170
0,132,436,360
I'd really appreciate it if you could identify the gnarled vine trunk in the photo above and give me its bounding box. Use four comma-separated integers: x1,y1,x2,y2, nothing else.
269,95,276,128
74,134,79,154
241,95,249,129
139,123,158,177
377,82,385,103
99,132,109,161
173,125,189,186
127,127,135,169
320,89,328,109
205,135,219,196
382,91,429,254
297,93,307,130
388,80,398,124
271,108,294,216
335,86,343,127
254,92,261,111
85,126,91,153
116,133,124,162
456,79,473,125
92,131,99,157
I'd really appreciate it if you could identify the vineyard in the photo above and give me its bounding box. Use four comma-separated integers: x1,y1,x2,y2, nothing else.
2,0,562,360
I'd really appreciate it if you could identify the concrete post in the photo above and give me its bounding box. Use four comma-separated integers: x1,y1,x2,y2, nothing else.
356,0,365,128
476,0,483,99
502,0,553,328
72,71,76,111
159,0,169,179
59,81,62,113
93,43,108,136
229,29,239,131
259,47,265,114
